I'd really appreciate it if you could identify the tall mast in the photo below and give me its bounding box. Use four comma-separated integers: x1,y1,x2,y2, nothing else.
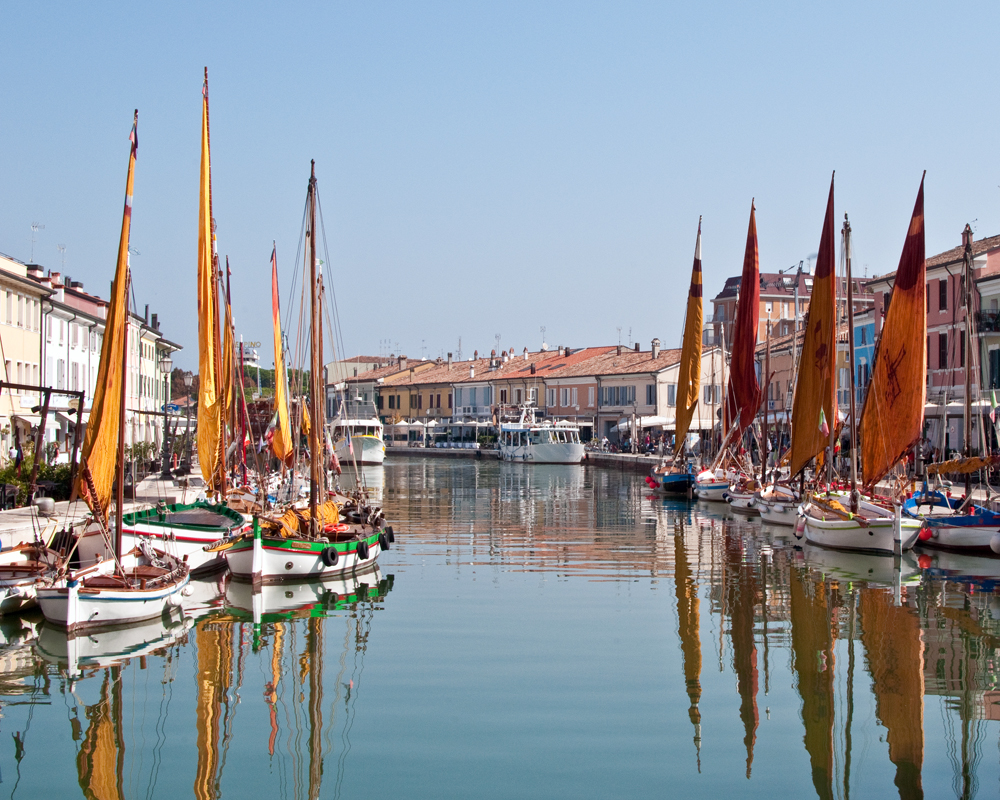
116,276,129,565
962,224,974,498
844,215,859,512
308,161,322,534
762,321,771,485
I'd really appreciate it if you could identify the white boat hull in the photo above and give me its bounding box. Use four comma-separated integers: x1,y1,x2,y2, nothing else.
754,488,801,526
727,490,759,514
799,497,922,554
499,442,585,464
224,533,385,584
334,434,385,465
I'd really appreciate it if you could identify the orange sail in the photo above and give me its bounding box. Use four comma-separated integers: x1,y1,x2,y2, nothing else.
75,112,137,524
859,588,924,797
674,219,704,449
270,246,293,464
789,175,837,476
196,70,225,493
725,202,761,439
859,176,926,490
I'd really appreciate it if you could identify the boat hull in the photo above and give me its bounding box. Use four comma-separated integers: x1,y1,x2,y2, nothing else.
652,471,695,495
904,493,1000,553
334,434,386,465
224,529,386,584
799,497,922,554
727,490,759,515
754,487,801,526
498,442,585,464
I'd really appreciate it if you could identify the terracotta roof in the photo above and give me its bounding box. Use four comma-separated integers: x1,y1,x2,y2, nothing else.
866,233,1000,287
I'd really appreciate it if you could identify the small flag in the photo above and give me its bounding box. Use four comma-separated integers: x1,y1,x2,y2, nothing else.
129,110,138,157
818,407,829,437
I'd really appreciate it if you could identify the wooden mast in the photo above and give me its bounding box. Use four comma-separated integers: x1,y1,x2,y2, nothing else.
308,161,322,535
962,224,974,498
762,321,771,485
116,273,129,569
844,215,860,512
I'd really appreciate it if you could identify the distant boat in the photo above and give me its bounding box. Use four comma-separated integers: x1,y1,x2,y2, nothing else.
498,404,585,464
330,397,386,466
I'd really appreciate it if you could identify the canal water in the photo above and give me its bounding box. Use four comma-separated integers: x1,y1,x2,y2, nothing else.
0,456,998,798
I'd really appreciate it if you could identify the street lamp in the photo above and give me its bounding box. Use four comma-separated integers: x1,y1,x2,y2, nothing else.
183,371,194,470
159,354,173,479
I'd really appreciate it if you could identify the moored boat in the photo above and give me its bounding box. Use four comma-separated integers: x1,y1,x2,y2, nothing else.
753,483,800,526
499,406,584,464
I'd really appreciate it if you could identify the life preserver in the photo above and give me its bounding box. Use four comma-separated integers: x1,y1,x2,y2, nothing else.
378,532,390,551
356,540,370,560
321,547,339,567
324,523,350,534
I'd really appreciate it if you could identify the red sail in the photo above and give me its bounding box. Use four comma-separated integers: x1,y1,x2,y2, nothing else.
725,202,761,438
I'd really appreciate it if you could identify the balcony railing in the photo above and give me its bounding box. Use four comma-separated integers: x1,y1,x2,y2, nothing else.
977,311,1000,333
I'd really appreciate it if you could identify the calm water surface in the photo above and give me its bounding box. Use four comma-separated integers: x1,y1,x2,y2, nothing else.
0,456,999,798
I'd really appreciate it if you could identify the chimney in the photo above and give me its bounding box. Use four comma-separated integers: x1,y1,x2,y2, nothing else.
523,347,528,360
530,363,536,374
564,347,571,357
962,223,973,248
634,342,640,353
25,264,42,279
558,345,565,357
651,338,661,359
503,351,509,363
50,271,62,287
144,304,150,324
447,352,453,370
474,349,478,360
151,313,158,331
617,345,623,356
470,365,475,378
398,355,407,371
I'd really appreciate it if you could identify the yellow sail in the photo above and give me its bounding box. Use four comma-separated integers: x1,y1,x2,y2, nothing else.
197,70,225,493
674,219,703,449
859,588,924,797
222,260,236,430
75,112,137,523
76,670,125,800
859,176,926,490
789,175,837,476
270,246,293,464
193,620,234,800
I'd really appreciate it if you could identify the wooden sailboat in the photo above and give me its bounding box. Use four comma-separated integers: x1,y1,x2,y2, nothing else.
651,219,702,495
223,162,392,584
76,71,251,575
36,112,190,633
799,175,924,554
905,224,1000,552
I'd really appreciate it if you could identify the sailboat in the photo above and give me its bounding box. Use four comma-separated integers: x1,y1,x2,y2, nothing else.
650,219,702,495
798,175,924,554
903,224,1000,552
76,70,252,576
36,112,191,632
696,201,761,506
223,162,392,584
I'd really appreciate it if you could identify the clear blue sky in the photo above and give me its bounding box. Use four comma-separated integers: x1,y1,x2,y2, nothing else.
2,1,997,370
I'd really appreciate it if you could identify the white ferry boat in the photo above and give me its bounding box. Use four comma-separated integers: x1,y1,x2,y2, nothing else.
498,405,585,464
329,397,385,465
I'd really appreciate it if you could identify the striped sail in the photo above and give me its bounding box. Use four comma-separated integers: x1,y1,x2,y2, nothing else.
75,112,137,523
725,202,761,439
789,175,837,476
270,246,293,464
674,219,703,449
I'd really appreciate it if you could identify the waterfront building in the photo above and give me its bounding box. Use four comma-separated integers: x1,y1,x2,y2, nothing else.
0,253,50,462
539,345,617,436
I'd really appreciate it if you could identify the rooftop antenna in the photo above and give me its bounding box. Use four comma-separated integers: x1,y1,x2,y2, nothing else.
628,327,633,347
30,222,44,262
456,337,463,361
494,333,501,356
617,326,622,347
421,339,427,360
56,244,66,270
540,325,547,350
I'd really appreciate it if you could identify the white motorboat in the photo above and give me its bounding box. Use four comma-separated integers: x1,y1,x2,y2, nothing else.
330,408,386,466
499,404,584,464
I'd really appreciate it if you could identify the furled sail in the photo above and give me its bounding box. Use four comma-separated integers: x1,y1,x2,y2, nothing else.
725,202,761,439
859,176,926,490
789,175,837,476
75,112,137,523
674,218,704,449
197,70,225,493
270,245,293,464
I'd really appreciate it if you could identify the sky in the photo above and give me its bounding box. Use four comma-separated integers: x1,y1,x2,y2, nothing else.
2,1,998,370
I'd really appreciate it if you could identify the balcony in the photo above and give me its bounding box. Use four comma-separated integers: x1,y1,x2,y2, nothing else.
977,311,1000,333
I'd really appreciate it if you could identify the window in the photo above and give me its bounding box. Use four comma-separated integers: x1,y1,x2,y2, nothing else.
456,388,463,407
546,388,555,407
703,384,721,404
514,389,522,404
72,362,79,391
939,332,947,370
939,278,947,311
860,326,866,345
448,393,452,409
57,359,65,389
529,388,537,402
500,389,508,404
32,300,39,331
388,395,395,409
418,394,422,409
571,388,577,406
4,292,10,324
646,384,656,405
436,394,441,409
960,333,965,368
765,302,772,315
588,387,595,407
470,388,478,407
667,384,677,407
561,388,570,406
409,394,417,409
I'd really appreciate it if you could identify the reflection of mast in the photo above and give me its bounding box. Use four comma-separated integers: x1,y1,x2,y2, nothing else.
859,588,924,799
266,622,286,756
725,533,758,778
673,526,702,770
194,619,235,800
789,568,835,800
77,667,125,800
